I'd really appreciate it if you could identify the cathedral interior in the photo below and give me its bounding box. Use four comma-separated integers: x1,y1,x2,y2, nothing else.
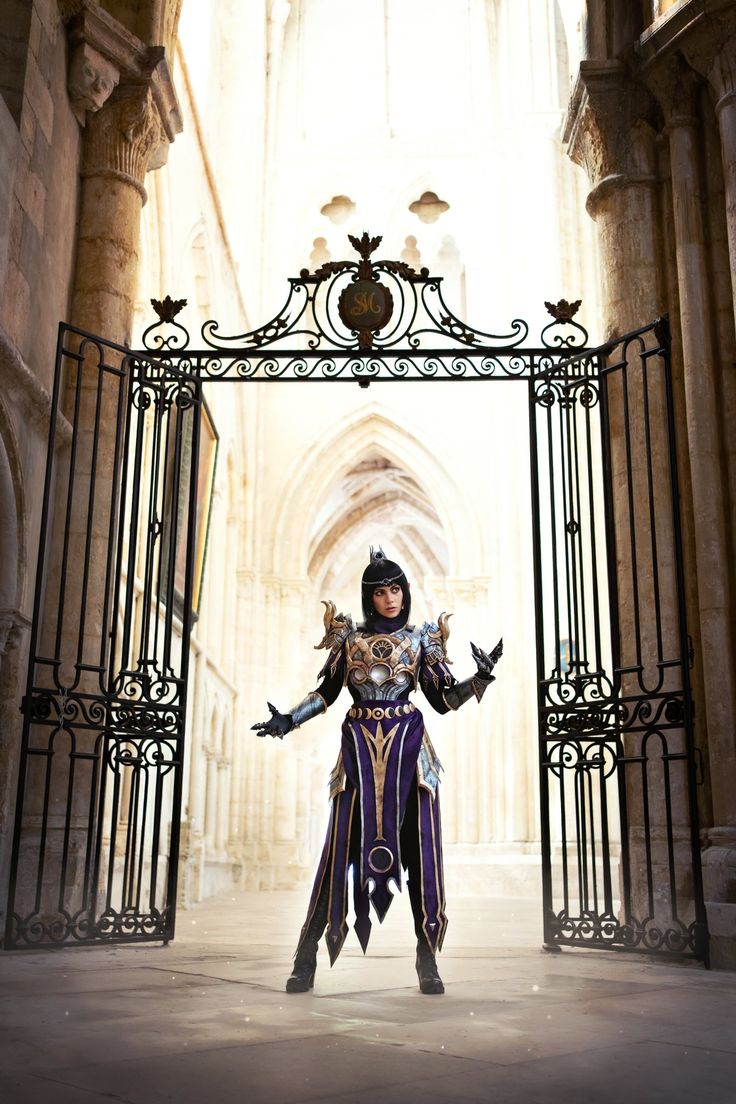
1,0,736,1099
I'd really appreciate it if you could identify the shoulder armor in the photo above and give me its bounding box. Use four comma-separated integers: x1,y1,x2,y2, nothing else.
315,601,353,679
315,600,353,652
420,612,453,665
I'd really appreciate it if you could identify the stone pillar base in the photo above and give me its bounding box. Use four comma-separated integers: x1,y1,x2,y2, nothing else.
706,902,736,969
702,826,736,900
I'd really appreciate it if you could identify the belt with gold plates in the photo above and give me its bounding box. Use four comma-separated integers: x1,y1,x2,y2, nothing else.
347,702,416,721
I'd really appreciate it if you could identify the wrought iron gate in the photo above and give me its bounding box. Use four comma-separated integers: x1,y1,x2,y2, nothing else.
5,233,707,958
5,328,203,945
529,318,707,960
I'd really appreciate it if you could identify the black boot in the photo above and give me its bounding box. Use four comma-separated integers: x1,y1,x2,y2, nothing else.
415,936,444,995
286,887,328,994
286,938,317,993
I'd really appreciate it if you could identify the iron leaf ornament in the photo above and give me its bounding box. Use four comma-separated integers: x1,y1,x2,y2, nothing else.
544,298,582,323
150,295,188,323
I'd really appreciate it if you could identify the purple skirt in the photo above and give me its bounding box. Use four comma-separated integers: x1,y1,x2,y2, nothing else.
297,704,447,963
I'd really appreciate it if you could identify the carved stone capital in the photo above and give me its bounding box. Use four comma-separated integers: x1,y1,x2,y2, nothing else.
644,53,702,130
82,84,166,201
695,33,736,115
64,0,181,183
563,61,659,212
638,0,736,114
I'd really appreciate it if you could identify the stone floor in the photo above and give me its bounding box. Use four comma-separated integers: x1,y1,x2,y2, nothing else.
1,888,735,1104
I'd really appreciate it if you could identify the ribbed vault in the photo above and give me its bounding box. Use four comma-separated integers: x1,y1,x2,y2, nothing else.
307,453,449,611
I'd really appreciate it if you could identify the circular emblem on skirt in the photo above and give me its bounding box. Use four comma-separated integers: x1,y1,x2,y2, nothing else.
367,844,394,874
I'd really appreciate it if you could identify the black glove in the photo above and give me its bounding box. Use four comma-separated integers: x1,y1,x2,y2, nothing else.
251,702,293,739
470,637,503,682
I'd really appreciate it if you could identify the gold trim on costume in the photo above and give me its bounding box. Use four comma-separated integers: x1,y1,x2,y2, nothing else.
358,719,400,839
328,750,347,801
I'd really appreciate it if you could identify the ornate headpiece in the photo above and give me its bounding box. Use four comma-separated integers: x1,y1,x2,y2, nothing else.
362,546,405,587
361,546,410,625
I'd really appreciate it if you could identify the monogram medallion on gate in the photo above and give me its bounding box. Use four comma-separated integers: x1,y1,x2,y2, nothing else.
338,279,393,347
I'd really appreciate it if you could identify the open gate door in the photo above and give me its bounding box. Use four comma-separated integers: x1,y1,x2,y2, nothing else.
529,317,708,961
5,326,202,947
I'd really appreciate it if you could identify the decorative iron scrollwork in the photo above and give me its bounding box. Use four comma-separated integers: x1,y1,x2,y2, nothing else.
197,232,531,364
541,298,588,348
142,295,190,351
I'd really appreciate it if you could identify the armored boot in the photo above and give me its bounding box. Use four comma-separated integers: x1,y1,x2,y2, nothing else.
415,934,445,995
286,885,328,994
406,872,445,995
285,938,318,993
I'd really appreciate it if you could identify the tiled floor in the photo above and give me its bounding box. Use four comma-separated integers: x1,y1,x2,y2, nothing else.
1,889,734,1103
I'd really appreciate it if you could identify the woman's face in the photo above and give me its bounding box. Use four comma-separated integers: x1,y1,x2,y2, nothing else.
372,583,403,619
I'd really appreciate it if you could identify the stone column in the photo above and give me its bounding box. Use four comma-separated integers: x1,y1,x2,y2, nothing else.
646,54,736,833
685,31,736,325
46,12,181,685
676,27,736,964
564,61,695,929
564,61,663,337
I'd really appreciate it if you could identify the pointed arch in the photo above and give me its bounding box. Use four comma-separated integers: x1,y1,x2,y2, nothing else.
266,404,485,579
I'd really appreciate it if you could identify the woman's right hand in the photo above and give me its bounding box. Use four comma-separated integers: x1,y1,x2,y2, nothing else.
251,702,293,739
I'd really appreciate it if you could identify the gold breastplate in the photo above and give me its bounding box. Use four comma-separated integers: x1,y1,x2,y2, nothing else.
345,630,420,701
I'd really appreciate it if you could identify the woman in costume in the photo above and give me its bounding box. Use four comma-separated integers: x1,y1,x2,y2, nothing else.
252,548,502,995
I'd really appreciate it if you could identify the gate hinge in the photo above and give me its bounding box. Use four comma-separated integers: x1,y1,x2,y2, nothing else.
687,635,695,669
694,745,705,786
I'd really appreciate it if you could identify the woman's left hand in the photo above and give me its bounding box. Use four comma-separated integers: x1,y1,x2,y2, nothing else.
251,702,293,739
470,638,503,682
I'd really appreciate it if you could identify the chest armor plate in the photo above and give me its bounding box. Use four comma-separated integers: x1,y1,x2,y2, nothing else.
345,629,421,701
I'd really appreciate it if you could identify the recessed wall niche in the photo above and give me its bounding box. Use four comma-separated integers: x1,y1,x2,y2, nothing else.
320,195,356,224
408,190,449,224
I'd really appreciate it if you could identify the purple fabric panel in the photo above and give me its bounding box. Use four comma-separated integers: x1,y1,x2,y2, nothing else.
431,786,449,950
295,798,336,955
342,708,424,923
353,871,371,953
325,786,357,964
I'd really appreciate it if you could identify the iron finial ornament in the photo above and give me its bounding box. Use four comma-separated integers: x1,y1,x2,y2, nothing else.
150,295,188,322
540,298,587,348
143,295,190,350
544,299,582,322
348,232,382,262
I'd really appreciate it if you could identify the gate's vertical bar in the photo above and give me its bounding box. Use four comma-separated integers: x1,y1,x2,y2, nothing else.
528,364,555,948
164,369,203,941
598,345,632,931
658,318,709,964
4,325,65,948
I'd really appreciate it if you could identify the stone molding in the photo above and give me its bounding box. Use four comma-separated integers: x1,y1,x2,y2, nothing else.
636,0,736,113
563,60,659,206
0,324,72,445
